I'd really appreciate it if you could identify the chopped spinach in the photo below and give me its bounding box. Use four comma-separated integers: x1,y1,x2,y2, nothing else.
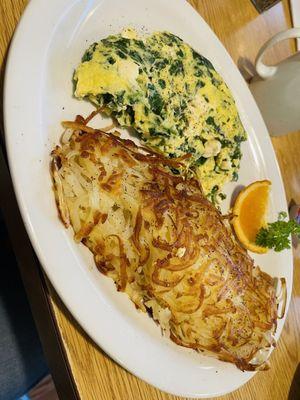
232,171,238,181
96,94,104,105
169,60,184,75
116,50,127,59
82,42,97,62
158,79,166,89
232,146,242,160
129,50,143,64
179,142,189,152
114,38,130,53
212,77,221,87
169,153,177,158
180,99,187,110
126,106,135,124
192,50,214,70
102,93,114,104
148,84,164,115
115,91,125,106
149,127,169,138
135,40,146,50
161,32,182,46
174,107,181,117
234,134,246,143
154,58,169,70
170,167,180,175
208,185,219,204
206,116,215,125
152,50,161,58
206,116,221,133
195,156,207,166
196,80,205,89
107,56,116,65
220,138,232,148
194,68,203,77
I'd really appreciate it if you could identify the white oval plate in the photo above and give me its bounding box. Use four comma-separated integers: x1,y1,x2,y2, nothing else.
4,0,293,397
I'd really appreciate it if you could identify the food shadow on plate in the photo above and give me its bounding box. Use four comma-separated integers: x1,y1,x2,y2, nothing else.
230,184,245,208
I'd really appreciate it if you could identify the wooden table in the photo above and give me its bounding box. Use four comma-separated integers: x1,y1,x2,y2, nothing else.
1,1,300,399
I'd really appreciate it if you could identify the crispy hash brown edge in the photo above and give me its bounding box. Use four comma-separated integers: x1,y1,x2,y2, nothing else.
50,116,286,372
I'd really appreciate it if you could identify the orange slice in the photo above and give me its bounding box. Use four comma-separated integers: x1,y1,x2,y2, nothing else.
232,180,271,253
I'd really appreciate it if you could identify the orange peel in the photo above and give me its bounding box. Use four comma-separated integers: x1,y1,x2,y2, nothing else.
231,180,271,254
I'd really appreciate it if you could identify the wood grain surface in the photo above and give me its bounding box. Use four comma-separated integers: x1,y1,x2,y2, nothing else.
1,1,299,399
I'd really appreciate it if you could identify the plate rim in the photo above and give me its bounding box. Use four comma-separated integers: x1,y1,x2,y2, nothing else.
4,0,293,398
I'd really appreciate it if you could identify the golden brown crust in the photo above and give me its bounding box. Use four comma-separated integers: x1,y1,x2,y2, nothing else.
51,120,278,371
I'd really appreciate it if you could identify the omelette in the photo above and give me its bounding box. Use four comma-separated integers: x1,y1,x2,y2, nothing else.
51,119,278,371
73,29,247,201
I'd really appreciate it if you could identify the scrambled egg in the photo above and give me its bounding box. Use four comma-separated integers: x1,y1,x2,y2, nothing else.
74,29,246,200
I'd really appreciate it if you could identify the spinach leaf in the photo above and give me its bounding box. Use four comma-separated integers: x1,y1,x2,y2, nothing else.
220,138,232,148
154,58,169,70
180,99,187,110
148,84,164,115
194,69,203,77
135,40,146,50
126,106,135,124
149,127,169,138
212,77,221,87
158,79,166,89
170,167,180,175
232,171,238,181
173,107,181,117
195,156,207,166
161,32,181,46
169,60,184,75
107,56,116,65
196,80,205,89
192,50,215,70
102,93,114,104
232,146,242,160
129,50,143,64
206,116,215,126
114,38,130,53
116,50,127,59
115,91,125,106
82,43,97,62
234,134,246,143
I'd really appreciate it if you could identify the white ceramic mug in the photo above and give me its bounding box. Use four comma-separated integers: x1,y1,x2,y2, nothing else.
249,28,300,136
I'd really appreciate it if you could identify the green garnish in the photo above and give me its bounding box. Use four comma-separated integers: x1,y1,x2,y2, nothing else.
255,211,300,251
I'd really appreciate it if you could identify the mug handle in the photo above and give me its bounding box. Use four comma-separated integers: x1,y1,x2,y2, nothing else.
255,27,300,79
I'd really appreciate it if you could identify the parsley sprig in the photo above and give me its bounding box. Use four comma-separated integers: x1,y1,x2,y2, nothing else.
255,211,300,252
